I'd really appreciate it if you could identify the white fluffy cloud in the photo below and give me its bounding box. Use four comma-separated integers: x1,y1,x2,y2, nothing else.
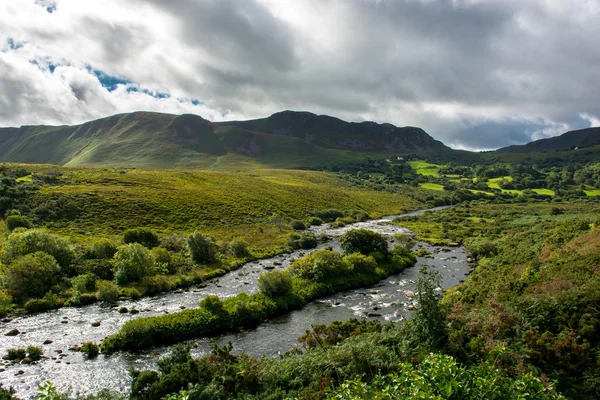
1,0,599,149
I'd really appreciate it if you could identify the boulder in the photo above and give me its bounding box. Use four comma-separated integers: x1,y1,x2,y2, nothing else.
4,329,19,336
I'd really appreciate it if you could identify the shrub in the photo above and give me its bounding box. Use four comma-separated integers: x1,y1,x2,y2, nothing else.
90,239,117,259
258,270,293,297
96,280,120,303
123,228,159,249
24,292,63,313
199,295,224,314
464,237,498,260
313,209,344,222
151,247,174,274
4,252,61,300
5,348,26,361
0,291,12,316
286,232,318,250
307,217,323,226
4,215,32,231
290,220,306,230
187,231,219,264
81,342,100,358
160,233,187,252
26,346,43,361
120,287,142,299
343,253,377,274
114,243,155,285
229,238,249,258
289,250,349,281
76,259,114,280
1,229,75,271
71,273,97,293
339,229,388,257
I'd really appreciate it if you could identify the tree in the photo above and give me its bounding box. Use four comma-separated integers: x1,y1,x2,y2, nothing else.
123,228,159,249
339,229,388,257
113,243,155,285
187,231,219,264
3,252,61,300
258,270,293,297
413,267,446,348
4,215,32,231
1,229,75,272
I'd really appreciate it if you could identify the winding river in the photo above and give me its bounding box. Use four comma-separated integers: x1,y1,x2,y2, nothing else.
0,207,470,398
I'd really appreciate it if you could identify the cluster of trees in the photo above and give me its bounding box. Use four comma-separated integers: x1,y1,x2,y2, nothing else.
0,226,249,315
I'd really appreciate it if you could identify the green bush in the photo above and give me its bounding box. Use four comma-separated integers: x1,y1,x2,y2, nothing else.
5,348,26,361
123,228,159,249
160,233,187,252
0,291,13,316
24,292,63,313
339,229,388,257
199,295,224,314
96,280,120,303
26,346,43,361
81,342,100,358
76,259,114,281
289,250,349,281
4,252,61,300
71,273,97,293
0,383,16,400
286,232,318,250
290,220,306,230
307,217,323,226
90,239,118,259
313,209,344,222
1,229,75,271
187,231,219,264
343,253,377,274
464,237,498,260
4,215,32,231
258,270,293,297
151,247,174,274
229,238,249,258
114,243,155,285
120,287,142,299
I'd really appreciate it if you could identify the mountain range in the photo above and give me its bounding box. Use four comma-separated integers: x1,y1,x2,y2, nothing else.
0,111,598,169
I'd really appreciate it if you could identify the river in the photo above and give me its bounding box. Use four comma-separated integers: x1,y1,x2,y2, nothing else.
0,207,470,398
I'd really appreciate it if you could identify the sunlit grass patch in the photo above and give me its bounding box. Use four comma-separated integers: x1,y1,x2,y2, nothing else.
418,182,444,191
408,160,441,177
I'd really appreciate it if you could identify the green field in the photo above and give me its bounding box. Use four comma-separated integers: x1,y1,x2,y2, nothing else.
408,160,440,176
418,182,444,191
584,188,600,196
532,188,555,196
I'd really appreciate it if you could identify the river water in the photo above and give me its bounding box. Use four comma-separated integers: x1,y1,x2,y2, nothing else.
0,207,470,398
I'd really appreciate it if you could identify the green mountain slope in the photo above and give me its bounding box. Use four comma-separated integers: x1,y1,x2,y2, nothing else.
495,127,600,153
0,111,451,169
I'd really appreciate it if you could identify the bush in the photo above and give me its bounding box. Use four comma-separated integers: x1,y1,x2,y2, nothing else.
120,287,142,299
71,273,97,293
81,342,100,358
343,253,377,274
90,239,117,259
199,295,224,314
339,229,388,257
5,348,26,361
290,220,306,230
26,346,43,361
4,252,61,300
123,228,159,249
187,231,219,264
313,209,344,222
464,237,498,260
160,233,187,252
289,250,349,281
0,291,13,316
1,229,75,271
96,280,120,303
258,270,293,297
4,215,32,231
151,247,174,274
24,292,63,312
307,217,323,226
114,243,155,285
286,232,318,250
229,238,249,258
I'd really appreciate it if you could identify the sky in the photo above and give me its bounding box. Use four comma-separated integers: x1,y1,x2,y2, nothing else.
1,0,599,150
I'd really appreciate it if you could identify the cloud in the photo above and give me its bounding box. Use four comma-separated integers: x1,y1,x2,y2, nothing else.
1,0,599,149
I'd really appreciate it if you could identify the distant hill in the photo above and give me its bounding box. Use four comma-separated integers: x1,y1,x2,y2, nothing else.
0,111,451,169
495,127,600,153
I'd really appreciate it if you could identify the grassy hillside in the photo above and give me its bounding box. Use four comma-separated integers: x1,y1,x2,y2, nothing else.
496,127,600,153
0,111,450,170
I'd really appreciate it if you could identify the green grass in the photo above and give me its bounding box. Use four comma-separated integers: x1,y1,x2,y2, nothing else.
532,188,555,196
584,189,600,196
8,164,424,251
418,182,444,191
408,160,441,177
487,176,513,189
468,189,495,196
